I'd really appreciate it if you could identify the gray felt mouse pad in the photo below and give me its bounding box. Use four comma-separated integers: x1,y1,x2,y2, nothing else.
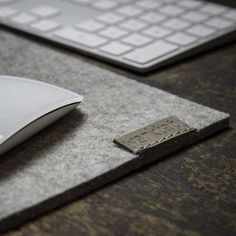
0,31,229,232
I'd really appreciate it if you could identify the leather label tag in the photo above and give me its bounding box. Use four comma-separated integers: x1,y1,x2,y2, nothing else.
114,116,196,154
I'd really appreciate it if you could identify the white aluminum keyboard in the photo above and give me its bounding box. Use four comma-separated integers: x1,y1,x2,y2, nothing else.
0,0,235,72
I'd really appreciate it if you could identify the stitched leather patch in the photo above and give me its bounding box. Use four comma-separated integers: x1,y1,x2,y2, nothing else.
114,116,196,154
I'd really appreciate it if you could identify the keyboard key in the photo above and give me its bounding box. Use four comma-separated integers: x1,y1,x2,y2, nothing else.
100,42,132,55
72,0,96,5
122,33,153,47
0,0,15,4
92,1,118,10
97,13,124,24
142,26,172,38
10,13,37,25
167,32,198,46
136,0,162,9
140,12,166,24
186,25,216,37
205,17,234,29
76,20,105,32
99,26,128,39
54,28,108,48
117,6,143,17
119,19,147,31
159,5,185,16
200,3,227,15
223,10,236,21
182,11,209,22
30,5,60,18
178,0,203,9
116,0,135,4
31,19,60,32
123,41,178,64
162,18,191,30
0,6,18,18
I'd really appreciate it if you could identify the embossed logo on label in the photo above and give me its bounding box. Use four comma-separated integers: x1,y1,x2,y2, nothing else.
114,116,195,154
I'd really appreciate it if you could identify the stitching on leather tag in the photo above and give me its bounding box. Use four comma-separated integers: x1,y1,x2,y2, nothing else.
113,116,196,154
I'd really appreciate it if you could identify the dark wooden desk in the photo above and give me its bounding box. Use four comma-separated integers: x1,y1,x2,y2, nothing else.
3,37,235,236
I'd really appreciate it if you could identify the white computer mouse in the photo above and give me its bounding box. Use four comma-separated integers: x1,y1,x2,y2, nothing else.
0,75,83,156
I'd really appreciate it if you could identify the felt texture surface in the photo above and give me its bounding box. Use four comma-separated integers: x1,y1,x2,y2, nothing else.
0,30,229,232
